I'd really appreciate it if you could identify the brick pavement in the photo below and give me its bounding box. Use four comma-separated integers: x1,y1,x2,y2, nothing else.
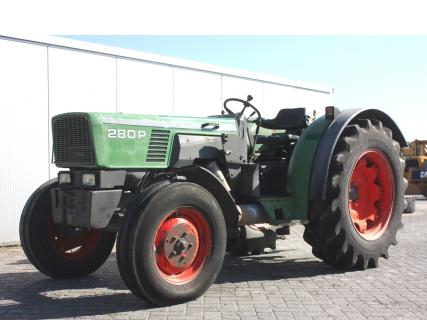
1,200,427,320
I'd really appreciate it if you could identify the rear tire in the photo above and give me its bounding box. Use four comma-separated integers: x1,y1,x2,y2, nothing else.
304,119,406,269
117,182,226,305
20,179,116,278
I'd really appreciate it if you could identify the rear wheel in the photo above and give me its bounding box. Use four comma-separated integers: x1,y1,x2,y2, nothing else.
117,182,226,305
304,119,406,269
20,179,116,278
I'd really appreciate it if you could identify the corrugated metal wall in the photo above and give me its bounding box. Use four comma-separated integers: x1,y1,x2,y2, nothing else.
0,37,333,244
0,40,49,244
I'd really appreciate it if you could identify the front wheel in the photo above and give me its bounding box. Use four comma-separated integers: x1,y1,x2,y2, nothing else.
304,119,406,269
117,182,226,306
20,179,116,278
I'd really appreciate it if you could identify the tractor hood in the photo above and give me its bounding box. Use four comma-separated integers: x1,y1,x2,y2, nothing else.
52,112,238,169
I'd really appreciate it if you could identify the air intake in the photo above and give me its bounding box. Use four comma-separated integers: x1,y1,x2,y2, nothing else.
147,130,170,162
52,115,95,167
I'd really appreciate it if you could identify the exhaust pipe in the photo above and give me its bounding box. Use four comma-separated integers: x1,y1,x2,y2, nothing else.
237,204,269,225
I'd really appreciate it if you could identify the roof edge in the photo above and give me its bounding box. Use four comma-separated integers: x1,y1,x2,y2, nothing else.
0,34,334,94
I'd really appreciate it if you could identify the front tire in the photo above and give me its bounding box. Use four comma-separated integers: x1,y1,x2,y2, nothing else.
20,179,116,278
117,182,226,306
304,119,406,269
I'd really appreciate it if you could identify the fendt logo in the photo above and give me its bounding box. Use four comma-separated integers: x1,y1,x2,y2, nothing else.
107,128,146,139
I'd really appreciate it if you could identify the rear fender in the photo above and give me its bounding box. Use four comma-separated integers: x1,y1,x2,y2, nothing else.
287,116,332,220
309,108,407,203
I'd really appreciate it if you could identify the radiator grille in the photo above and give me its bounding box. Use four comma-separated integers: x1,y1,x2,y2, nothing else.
147,130,170,162
52,115,95,166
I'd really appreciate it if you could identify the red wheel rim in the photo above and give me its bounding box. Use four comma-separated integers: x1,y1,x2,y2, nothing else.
153,207,212,284
48,217,101,259
348,149,394,240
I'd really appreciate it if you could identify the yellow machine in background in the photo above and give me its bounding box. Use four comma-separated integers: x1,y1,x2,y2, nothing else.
402,139,427,197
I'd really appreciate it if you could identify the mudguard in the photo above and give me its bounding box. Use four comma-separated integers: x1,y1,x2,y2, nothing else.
309,108,407,202
176,165,240,229
287,116,331,220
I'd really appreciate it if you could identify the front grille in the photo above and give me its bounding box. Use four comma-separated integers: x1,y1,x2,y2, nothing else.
52,115,95,166
147,130,170,162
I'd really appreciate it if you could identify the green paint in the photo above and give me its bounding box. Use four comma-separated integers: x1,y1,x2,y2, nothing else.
257,117,332,225
88,113,238,169
57,112,331,224
259,196,292,224
287,116,331,220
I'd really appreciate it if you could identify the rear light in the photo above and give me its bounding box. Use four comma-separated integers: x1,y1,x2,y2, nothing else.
325,106,335,120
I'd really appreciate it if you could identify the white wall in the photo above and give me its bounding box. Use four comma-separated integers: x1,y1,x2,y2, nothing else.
173,68,222,116
0,36,333,244
0,40,49,244
222,76,265,113
263,83,333,119
117,58,173,115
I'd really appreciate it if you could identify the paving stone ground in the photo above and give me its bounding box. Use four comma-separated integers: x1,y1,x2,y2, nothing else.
1,198,427,320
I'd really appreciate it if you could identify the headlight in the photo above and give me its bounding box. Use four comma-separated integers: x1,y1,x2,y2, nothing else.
58,172,71,184
82,173,96,187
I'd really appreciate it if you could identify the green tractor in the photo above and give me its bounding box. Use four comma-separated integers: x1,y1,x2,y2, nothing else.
20,96,407,305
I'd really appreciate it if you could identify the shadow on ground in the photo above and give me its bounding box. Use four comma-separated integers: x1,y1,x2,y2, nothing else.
0,250,348,319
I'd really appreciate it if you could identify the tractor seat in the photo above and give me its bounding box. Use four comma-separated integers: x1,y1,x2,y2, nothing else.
259,108,308,130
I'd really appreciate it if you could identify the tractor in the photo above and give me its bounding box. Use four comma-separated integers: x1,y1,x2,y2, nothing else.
402,139,427,198
20,96,407,305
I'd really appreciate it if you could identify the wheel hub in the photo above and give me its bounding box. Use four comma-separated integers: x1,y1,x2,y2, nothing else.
159,219,199,269
154,207,212,284
348,149,394,240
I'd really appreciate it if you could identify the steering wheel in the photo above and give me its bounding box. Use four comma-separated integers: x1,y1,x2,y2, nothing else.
223,95,262,160
223,95,262,122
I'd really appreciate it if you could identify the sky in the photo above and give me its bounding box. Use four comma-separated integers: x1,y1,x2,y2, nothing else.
64,36,427,141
